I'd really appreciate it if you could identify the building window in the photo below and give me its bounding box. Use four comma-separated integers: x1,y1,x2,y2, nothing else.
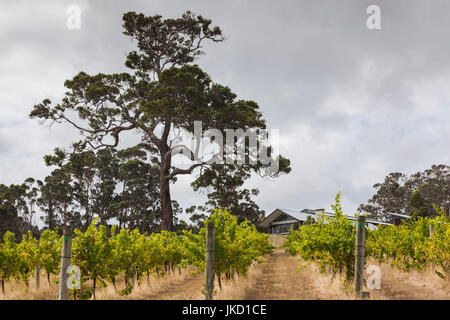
271,223,294,234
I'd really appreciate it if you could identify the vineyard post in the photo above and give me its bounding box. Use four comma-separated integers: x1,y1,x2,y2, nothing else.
36,239,40,290
354,215,366,297
429,223,435,268
205,222,215,300
58,228,72,300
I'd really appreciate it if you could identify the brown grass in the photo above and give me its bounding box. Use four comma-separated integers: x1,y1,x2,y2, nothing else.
0,268,205,300
0,276,58,300
368,260,450,300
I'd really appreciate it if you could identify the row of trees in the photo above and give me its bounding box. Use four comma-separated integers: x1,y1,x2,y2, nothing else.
0,209,272,299
0,183,38,238
358,164,449,221
1,144,168,238
0,143,284,238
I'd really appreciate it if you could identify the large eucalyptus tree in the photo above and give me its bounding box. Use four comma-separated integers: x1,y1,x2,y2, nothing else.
30,11,290,230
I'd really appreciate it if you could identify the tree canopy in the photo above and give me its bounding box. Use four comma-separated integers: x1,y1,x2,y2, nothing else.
358,164,450,221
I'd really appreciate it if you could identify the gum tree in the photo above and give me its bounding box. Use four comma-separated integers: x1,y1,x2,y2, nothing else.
30,11,289,231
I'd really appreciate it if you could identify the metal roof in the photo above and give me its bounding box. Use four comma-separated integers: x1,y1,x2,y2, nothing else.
280,209,318,221
385,212,411,219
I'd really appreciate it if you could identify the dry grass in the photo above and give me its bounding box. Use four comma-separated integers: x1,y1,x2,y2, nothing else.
367,260,450,300
95,267,205,300
269,234,287,248
0,268,205,300
0,276,58,300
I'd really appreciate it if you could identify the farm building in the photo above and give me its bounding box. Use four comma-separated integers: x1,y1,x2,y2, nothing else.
259,208,394,234
259,208,325,234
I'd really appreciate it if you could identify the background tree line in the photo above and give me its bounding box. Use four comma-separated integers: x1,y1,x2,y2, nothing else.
0,144,276,239
1,144,164,238
359,164,449,221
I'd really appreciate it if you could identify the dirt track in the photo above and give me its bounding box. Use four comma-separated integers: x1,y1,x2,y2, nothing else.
137,272,205,300
241,248,340,299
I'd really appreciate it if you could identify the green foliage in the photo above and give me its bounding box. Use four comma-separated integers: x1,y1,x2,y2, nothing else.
77,288,94,300
284,192,356,279
39,229,61,282
16,231,39,286
409,190,431,219
286,193,450,281
0,209,271,296
72,219,111,296
0,232,18,292
117,283,133,296
366,207,450,275
359,164,450,220
183,208,273,284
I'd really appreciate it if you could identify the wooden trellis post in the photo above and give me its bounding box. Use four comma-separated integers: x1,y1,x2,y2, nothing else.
58,228,72,300
36,239,40,290
354,215,366,298
205,222,215,300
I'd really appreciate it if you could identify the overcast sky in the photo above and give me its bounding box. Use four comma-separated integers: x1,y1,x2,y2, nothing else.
1,0,449,224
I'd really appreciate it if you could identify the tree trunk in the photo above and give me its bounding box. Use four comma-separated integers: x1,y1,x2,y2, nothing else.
47,272,50,284
1,279,4,295
93,278,96,300
218,274,222,290
136,270,140,286
160,154,174,231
